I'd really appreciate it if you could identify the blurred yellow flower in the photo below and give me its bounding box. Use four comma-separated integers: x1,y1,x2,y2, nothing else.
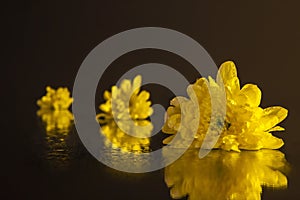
164,149,289,200
37,86,74,132
37,86,73,110
163,61,288,151
97,75,153,121
100,119,152,153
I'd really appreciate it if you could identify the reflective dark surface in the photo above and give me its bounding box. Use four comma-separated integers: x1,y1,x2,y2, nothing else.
165,149,289,200
8,0,300,199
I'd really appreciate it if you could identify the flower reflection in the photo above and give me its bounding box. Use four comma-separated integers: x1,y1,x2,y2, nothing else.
164,149,289,200
37,109,74,132
100,119,152,153
44,129,71,167
37,109,74,167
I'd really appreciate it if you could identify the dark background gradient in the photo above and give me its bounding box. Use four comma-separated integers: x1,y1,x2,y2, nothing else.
6,0,300,199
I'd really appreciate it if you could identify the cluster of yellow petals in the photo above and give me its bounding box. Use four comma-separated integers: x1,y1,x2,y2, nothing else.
37,86,74,132
163,61,288,151
97,75,153,121
165,149,289,200
97,75,153,152
37,86,73,110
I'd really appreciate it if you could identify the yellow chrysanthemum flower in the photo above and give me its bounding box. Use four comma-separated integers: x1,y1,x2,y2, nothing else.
37,86,73,110
163,61,288,151
165,149,289,200
100,119,152,153
97,75,153,121
37,86,74,132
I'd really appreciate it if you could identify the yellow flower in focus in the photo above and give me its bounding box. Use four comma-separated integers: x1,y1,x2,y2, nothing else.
163,61,288,151
100,119,152,153
37,86,74,132
37,109,74,132
37,86,73,110
97,75,153,121
164,149,289,200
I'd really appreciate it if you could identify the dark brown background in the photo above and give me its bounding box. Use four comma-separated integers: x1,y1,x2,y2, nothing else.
6,0,300,199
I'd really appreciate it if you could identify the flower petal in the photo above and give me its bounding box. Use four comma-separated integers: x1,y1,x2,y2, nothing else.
137,90,150,102
261,106,288,131
216,61,240,94
120,79,131,93
268,126,285,132
163,135,176,144
261,132,284,149
238,84,262,107
168,114,181,129
103,90,111,100
132,75,141,94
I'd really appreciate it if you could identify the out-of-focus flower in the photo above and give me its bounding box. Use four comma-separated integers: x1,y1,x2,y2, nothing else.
163,61,288,151
37,86,74,132
164,149,289,200
37,86,73,110
100,119,152,153
97,75,153,121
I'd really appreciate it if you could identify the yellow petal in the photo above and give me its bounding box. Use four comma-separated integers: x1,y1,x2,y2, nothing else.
132,75,142,93
162,125,177,134
217,61,240,94
193,78,209,100
261,106,288,131
163,135,176,144
208,76,218,87
194,77,207,87
170,97,180,107
238,84,262,107
166,106,180,116
268,126,285,132
261,132,284,149
111,86,118,99
137,90,150,101
218,61,238,80
99,101,111,113
103,90,111,100
170,96,188,107
120,79,131,93
168,114,181,129
187,85,199,102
